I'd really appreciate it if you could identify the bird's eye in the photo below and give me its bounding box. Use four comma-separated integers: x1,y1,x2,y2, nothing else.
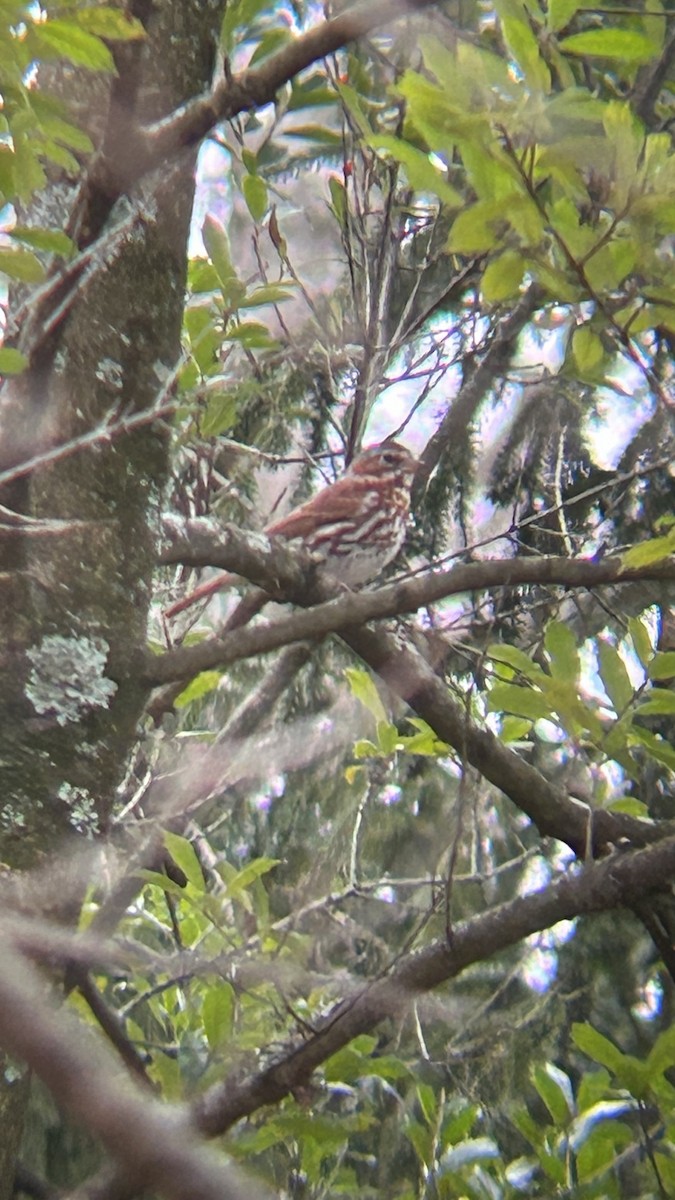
382,451,397,465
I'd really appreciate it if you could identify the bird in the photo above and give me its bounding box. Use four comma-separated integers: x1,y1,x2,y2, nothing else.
165,440,417,621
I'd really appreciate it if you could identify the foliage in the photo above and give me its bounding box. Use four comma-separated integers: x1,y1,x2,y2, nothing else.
1,0,675,1195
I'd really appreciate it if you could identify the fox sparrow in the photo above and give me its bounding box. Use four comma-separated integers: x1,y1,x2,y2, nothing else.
165,440,417,619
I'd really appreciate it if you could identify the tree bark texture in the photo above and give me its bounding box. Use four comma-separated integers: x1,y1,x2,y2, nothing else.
0,0,224,1189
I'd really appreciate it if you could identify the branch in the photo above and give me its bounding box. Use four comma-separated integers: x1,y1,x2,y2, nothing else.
65,835,675,1200
633,20,675,127
413,285,544,497
0,937,273,1200
191,835,675,1135
151,540,675,862
149,541,675,688
339,620,666,858
138,0,438,175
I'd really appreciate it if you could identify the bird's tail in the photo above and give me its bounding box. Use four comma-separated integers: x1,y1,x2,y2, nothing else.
164,571,234,619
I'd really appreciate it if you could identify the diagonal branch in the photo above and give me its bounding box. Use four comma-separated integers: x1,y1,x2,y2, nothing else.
0,936,273,1200
149,543,675,863
95,0,440,195
192,834,675,1133
633,19,675,127
413,285,544,498
64,835,675,1200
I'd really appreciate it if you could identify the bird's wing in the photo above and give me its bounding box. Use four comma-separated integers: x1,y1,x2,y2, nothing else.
266,476,370,540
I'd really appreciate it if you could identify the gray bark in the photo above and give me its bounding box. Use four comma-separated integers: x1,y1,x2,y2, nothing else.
0,0,224,1188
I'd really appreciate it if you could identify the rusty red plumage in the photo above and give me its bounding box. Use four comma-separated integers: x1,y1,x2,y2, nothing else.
165,441,417,619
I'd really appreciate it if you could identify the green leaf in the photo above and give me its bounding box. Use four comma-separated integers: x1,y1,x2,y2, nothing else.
370,134,463,207
572,325,603,375
242,173,268,221
163,832,204,891
559,30,657,65
240,284,295,308
481,250,525,302
649,651,675,680
203,982,235,1050
573,1103,634,1176
488,643,546,682
248,26,293,66
500,715,533,742
572,1024,626,1070
200,391,238,438
220,0,270,53
201,215,244,306
136,870,187,898
345,667,388,723
189,260,220,294
405,1117,433,1167
32,21,116,72
224,321,277,349
184,305,222,373
637,689,675,716
631,727,675,770
377,720,399,755
488,682,552,722
646,1024,675,1081
437,1136,500,1172
608,796,649,817
221,856,279,896
75,7,146,40
572,1024,648,1097
0,347,28,375
548,0,580,31
399,719,449,756
441,1104,480,1149
39,141,80,175
149,1048,181,1099
288,73,336,111
0,145,15,202
577,1068,612,1113
328,176,346,222
584,238,636,294
448,200,502,254
37,113,94,154
174,671,222,707
0,248,46,283
622,527,675,568
498,2,551,91
11,227,75,257
337,84,372,138
545,622,580,685
532,1063,574,1126
353,739,380,758
628,617,654,669
597,641,633,711
285,124,344,147
512,1106,544,1148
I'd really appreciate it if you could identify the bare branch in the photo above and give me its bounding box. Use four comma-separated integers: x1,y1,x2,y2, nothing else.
148,547,675,688
414,285,544,497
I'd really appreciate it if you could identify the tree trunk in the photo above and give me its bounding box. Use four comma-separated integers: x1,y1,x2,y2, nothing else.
0,0,224,1187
